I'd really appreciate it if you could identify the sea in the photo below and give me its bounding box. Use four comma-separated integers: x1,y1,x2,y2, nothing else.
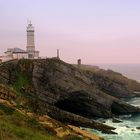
91,64,140,140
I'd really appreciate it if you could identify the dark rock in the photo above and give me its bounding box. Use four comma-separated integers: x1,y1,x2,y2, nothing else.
46,105,117,134
86,68,140,98
111,101,140,115
97,119,106,123
0,59,140,134
136,127,140,130
112,118,123,123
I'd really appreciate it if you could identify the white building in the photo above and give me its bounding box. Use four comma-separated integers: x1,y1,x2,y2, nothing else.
2,22,39,62
3,48,28,62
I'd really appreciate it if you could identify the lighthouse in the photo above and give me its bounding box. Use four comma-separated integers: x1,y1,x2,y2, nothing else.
26,22,39,59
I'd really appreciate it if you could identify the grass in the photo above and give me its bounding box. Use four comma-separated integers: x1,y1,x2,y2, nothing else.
0,101,84,140
77,64,140,91
0,103,15,115
0,102,61,140
12,75,28,94
8,59,34,95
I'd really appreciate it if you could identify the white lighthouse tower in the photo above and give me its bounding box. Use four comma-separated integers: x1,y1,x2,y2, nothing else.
26,22,39,59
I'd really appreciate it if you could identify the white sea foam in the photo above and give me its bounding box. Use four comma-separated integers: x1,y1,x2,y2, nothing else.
101,118,140,140
119,114,132,119
93,64,140,140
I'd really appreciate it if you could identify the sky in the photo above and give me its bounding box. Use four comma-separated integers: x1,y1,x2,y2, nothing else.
0,0,140,64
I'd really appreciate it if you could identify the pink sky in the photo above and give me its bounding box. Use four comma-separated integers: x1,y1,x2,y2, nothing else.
1,0,140,64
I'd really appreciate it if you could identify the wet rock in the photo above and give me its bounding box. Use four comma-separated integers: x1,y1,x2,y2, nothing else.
136,127,140,130
112,118,123,123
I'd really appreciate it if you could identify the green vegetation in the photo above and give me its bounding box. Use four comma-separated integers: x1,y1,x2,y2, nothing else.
77,64,140,91
0,103,15,115
9,59,33,94
0,102,60,140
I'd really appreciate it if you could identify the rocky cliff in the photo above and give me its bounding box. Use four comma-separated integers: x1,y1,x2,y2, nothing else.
0,59,140,134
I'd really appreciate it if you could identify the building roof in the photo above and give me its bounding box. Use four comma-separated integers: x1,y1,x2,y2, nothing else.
5,48,27,53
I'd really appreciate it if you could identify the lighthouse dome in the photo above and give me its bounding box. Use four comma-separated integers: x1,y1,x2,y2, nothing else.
27,23,34,31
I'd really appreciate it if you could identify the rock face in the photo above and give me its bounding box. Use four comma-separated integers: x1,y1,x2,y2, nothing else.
88,74,132,98
0,59,140,133
112,118,123,123
0,84,17,100
85,68,140,98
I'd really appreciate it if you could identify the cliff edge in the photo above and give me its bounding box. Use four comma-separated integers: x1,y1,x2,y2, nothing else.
0,59,140,134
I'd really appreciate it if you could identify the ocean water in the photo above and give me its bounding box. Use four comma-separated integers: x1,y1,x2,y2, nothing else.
90,98,140,140
91,64,140,140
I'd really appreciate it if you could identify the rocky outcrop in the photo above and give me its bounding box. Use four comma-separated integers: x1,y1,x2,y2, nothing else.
46,105,116,134
85,69,140,98
31,59,140,116
111,100,140,115
0,59,140,134
89,74,132,98
0,84,17,100
112,118,123,123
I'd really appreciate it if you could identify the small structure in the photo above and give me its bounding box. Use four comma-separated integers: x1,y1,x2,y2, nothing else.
0,56,2,63
77,59,81,68
57,49,60,59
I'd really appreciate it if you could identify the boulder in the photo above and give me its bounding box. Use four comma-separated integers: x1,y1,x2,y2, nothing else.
112,118,123,123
